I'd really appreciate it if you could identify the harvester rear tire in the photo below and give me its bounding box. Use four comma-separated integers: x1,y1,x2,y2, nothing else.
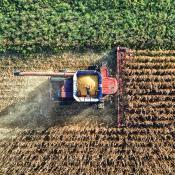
97,102,104,109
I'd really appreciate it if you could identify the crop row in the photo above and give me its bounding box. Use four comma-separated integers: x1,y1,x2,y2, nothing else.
126,113,174,120
128,100,175,108
127,94,175,102
125,68,175,76
126,80,175,87
0,140,173,175
2,126,173,145
125,75,175,82
130,50,175,55
126,88,175,96
126,62,175,69
126,56,175,63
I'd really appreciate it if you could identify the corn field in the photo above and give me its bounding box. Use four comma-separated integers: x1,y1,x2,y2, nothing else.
0,50,175,174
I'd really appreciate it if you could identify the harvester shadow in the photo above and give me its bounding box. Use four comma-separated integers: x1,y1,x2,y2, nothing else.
0,80,92,129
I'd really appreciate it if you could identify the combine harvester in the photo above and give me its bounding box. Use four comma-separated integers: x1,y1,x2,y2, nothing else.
14,47,129,127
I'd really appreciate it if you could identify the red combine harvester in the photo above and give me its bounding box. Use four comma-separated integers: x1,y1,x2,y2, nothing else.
14,47,128,127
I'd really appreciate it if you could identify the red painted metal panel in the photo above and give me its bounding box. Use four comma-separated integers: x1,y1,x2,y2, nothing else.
100,66,109,78
60,79,73,98
60,85,66,98
60,87,73,98
102,77,118,95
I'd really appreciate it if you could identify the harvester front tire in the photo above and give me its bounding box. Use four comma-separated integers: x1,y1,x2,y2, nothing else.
97,102,104,109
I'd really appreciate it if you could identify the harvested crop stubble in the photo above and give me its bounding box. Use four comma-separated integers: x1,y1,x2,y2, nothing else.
0,126,174,174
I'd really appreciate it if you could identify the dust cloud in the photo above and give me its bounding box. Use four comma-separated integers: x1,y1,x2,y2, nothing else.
0,76,115,139
0,77,51,139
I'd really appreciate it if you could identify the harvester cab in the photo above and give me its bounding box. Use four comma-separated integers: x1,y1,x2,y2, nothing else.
14,47,128,125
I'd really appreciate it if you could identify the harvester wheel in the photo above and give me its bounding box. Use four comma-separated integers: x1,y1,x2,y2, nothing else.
109,96,114,105
97,102,104,109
